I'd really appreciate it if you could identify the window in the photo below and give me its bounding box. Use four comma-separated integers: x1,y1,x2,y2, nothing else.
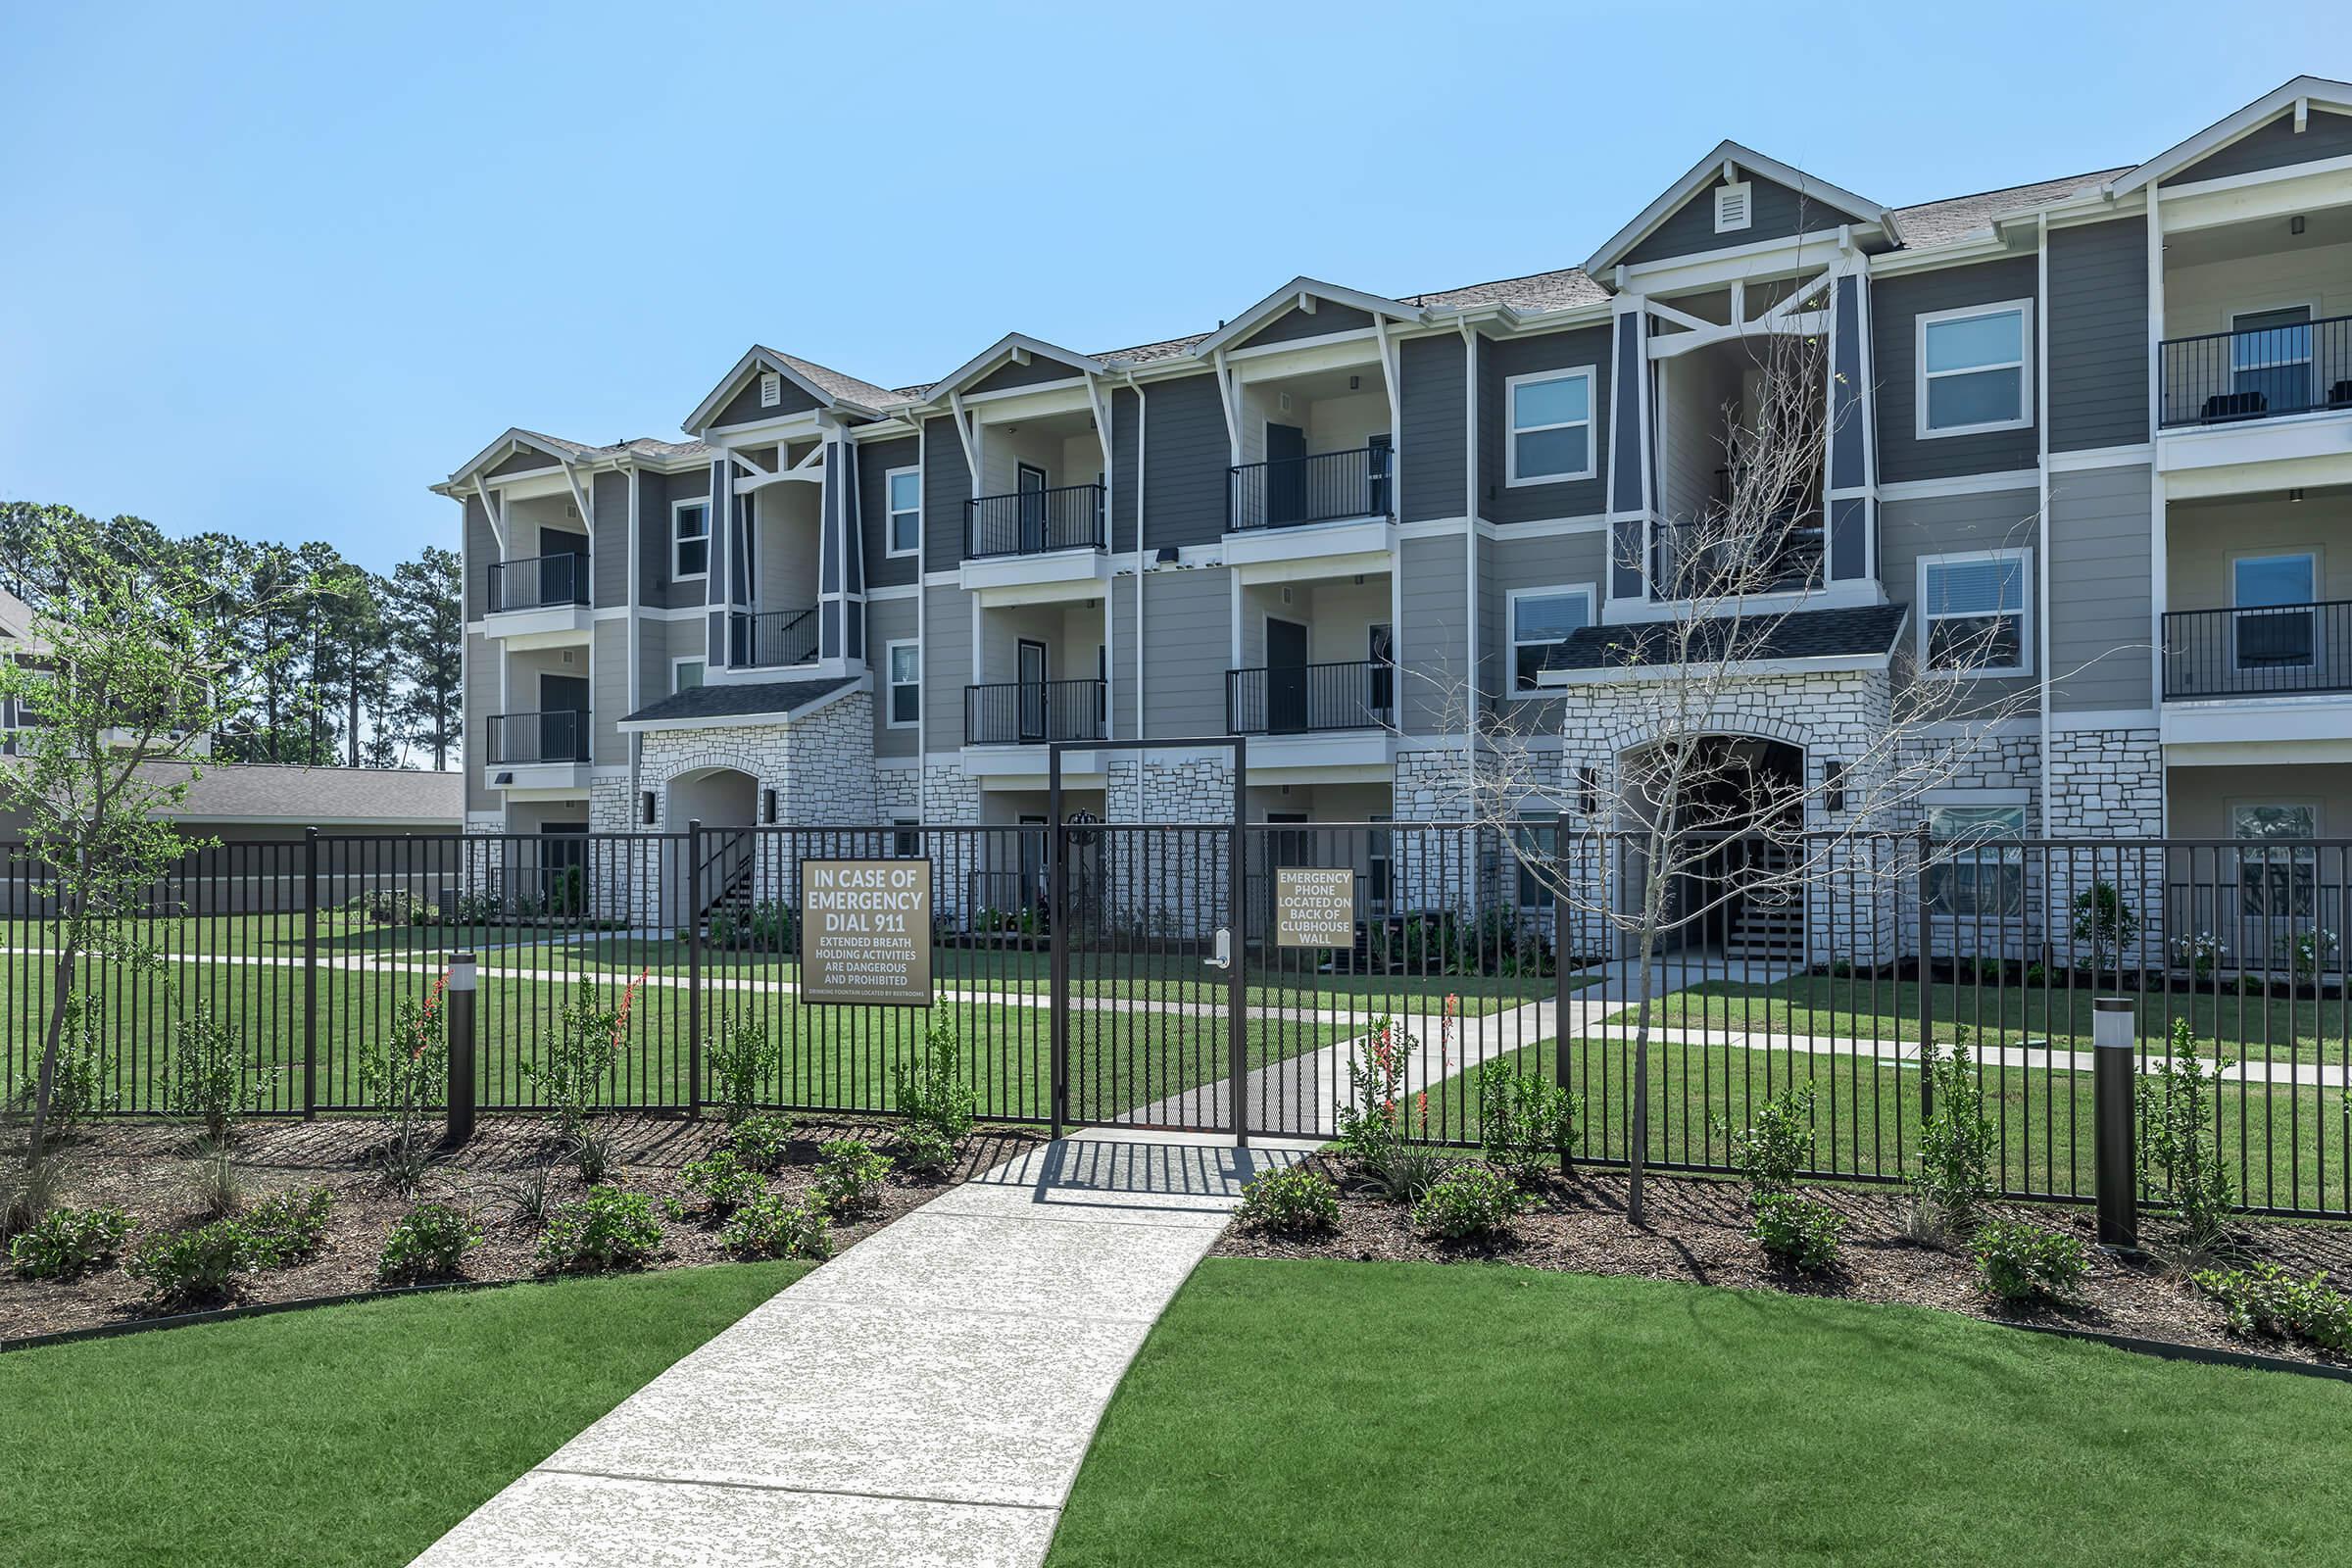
671,658,705,695
1507,585,1595,693
2232,552,2317,669
1918,551,2030,677
1504,368,1595,485
886,466,921,558
1514,821,1556,910
1926,804,2026,918
892,818,921,858
886,640,919,728
2233,803,2318,918
2231,306,2314,413
672,500,710,580
1917,301,2032,437
1713,180,1751,234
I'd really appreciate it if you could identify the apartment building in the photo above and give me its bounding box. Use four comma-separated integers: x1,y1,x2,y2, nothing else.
435,77,2352,933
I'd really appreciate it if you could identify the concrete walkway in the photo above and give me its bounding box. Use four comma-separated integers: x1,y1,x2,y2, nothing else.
411,1131,1310,1568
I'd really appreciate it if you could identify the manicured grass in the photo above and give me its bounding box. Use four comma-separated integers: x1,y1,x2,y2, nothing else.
1419,1035,2352,1212
0,1262,810,1568
1048,1258,2352,1567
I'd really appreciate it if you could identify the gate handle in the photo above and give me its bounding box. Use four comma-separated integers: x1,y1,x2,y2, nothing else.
1203,927,1232,969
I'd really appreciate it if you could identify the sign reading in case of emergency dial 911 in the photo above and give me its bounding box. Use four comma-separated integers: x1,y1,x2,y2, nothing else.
799,859,932,1005
1274,866,1357,949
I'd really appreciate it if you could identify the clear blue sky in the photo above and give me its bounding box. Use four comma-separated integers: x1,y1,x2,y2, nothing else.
1,3,2341,573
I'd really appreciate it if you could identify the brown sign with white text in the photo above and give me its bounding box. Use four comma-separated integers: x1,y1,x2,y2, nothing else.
1274,866,1356,949
800,858,932,1005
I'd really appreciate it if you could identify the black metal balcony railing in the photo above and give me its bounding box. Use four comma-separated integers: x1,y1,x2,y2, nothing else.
486,552,589,613
965,483,1105,560
1226,661,1396,735
484,710,591,765
964,679,1106,745
1228,445,1393,532
1648,515,1824,599
2162,600,2352,701
729,607,819,668
2159,315,2352,429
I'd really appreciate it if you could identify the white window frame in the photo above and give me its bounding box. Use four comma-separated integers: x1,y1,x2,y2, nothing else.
1916,548,2032,680
1505,582,1597,695
884,638,920,729
1915,299,2034,440
1924,802,2028,920
669,656,706,695
885,465,922,559
671,498,710,582
1503,368,1597,487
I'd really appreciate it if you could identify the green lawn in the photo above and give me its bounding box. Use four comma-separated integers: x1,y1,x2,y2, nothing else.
1420,1035,2352,1212
1048,1258,2352,1567
0,1262,809,1568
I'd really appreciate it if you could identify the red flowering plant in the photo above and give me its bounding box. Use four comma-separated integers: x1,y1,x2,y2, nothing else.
1334,1013,1419,1174
362,969,452,1189
523,969,647,1137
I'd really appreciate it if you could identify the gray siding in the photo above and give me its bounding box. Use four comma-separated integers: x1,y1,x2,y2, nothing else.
2165,109,2352,185
1481,325,1611,523
590,471,629,607
1624,172,1858,267
1237,301,1373,348
858,435,921,588
921,416,970,564
1109,387,1141,554
487,449,557,479
2048,217,2149,452
591,618,628,766
462,629,496,814
1139,567,1229,737
1483,529,1607,735
864,595,919,756
1398,332,1465,522
1879,487,2041,711
463,495,497,620
712,369,822,427
1139,371,1228,551
635,468,711,611
2046,464,2154,711
1109,567,1139,739
967,356,1085,395
1872,258,2040,483
922,583,972,743
1398,533,1467,733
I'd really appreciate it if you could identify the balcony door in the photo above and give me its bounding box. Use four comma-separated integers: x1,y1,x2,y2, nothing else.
2232,552,2318,677
1266,616,1309,734
538,674,590,762
1017,638,1049,742
1367,623,1395,723
1265,423,1305,525
1017,464,1049,555
539,527,589,607
2231,306,2315,417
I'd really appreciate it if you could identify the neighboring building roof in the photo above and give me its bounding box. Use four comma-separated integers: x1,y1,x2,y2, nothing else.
133,762,464,827
617,677,861,729
762,350,903,411
1886,170,2132,247
1540,604,1912,674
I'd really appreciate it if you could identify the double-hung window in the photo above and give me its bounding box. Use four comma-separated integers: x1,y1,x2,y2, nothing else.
886,466,921,558
1926,804,2026,918
1917,301,2032,437
2233,803,2319,920
1919,551,2030,677
2232,552,2317,670
1504,368,1595,485
1508,585,1595,693
672,500,710,580
886,640,920,728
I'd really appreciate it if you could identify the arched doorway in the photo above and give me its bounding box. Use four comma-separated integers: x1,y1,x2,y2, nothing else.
1615,735,1806,956
664,766,759,929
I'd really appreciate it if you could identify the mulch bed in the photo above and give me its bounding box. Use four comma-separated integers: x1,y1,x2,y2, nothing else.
1215,1161,2352,1369
1,1114,1042,1342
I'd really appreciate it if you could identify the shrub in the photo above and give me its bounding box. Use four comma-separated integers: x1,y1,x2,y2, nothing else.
891,1023,976,1173
666,1149,762,1222
1475,1058,1581,1183
1411,1166,1526,1243
1235,1164,1341,1236
1973,1219,2088,1306
184,1138,244,1219
241,1186,334,1268
2170,931,2226,982
361,976,450,1192
377,1201,483,1284
729,1112,795,1174
126,1220,250,1307
1914,1035,1996,1234
521,977,642,1136
2071,881,2140,978
705,1016,779,1126
1334,1016,1413,1174
566,1118,621,1185
2138,1018,2236,1258
2194,1262,2352,1354
721,1193,833,1260
811,1139,892,1215
537,1186,663,1273
2278,927,2340,982
1720,1085,1817,1199
8,1204,129,1280
1751,1194,1844,1272
165,1000,274,1143
8,991,119,1136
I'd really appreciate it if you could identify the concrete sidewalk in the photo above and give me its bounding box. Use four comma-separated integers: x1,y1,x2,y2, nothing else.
411,1131,1309,1568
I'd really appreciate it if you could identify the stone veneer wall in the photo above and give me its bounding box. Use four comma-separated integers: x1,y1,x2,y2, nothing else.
2043,725,2165,971
1104,755,1236,940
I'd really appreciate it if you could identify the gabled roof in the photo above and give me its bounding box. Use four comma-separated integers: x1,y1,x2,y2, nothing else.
441,427,588,488
1583,140,1888,276
924,332,1109,403
1187,277,1430,359
682,346,900,433
2107,75,2352,195
617,676,861,729
1540,603,1912,676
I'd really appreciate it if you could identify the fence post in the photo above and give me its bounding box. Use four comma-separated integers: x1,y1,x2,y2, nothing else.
1229,736,1250,1151
1915,821,1934,1123
2093,997,2138,1250
1047,765,1066,1142
303,827,318,1119
1555,808,1572,1175
446,949,476,1146
686,819,703,1120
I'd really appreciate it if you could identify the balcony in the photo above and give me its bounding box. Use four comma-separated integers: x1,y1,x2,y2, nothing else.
965,483,1104,559
482,552,592,643
2159,316,2352,429
483,709,591,791
2162,601,2352,701
1226,661,1395,735
1649,514,1824,601
963,679,1105,746
729,607,818,669
1228,445,1393,533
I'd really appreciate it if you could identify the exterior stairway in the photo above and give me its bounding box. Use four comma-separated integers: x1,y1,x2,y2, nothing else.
1724,844,1804,961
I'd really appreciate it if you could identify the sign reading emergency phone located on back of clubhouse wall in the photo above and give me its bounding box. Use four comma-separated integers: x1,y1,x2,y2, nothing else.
800,858,932,1005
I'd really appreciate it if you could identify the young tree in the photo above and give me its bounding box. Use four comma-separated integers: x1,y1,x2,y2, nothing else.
0,507,303,1165
385,545,463,769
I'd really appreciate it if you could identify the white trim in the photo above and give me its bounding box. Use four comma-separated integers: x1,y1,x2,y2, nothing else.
1916,546,2033,679
671,496,710,582
884,464,921,558
1187,276,1429,361
883,638,920,729
1877,469,2043,503
2107,76,2352,196
1501,367,1597,487
2047,444,2151,473
1584,139,1888,276
1915,298,2034,440
1504,582,1596,694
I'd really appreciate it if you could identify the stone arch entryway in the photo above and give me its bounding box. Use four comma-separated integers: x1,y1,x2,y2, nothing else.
662,765,760,931
1614,733,1807,958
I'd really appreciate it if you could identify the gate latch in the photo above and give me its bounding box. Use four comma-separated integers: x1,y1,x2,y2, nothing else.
1203,927,1232,970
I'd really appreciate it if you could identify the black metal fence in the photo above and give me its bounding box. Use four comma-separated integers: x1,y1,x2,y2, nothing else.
964,679,1105,744
2159,314,2352,428
729,607,818,669
1228,445,1392,531
965,483,1105,559
2161,601,2352,700
485,553,588,613
1226,661,1394,734
9,823,2348,1220
484,710,591,764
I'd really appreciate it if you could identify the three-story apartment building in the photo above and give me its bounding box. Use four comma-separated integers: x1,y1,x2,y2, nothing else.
436,77,2352,942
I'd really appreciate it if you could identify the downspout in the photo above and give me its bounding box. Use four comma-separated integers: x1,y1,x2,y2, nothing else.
1127,373,1150,759
915,417,927,783
2035,214,2053,836
1459,318,1479,770
627,465,642,827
